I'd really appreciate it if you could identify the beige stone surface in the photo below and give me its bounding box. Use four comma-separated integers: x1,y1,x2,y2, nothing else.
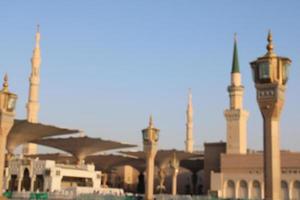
225,72,249,155
250,32,292,200
142,116,159,200
211,151,300,199
0,76,17,196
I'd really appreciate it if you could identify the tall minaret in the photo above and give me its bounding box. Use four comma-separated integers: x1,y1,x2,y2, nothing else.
185,89,194,153
224,34,249,154
23,25,41,155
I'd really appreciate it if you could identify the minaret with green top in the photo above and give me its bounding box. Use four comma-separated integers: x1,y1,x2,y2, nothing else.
224,34,249,154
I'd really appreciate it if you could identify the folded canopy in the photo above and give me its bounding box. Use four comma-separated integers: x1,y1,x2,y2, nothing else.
180,158,204,173
7,119,80,154
31,136,137,162
121,149,200,168
85,154,141,173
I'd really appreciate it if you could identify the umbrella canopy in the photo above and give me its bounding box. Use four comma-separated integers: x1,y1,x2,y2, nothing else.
121,149,200,168
7,119,80,154
180,158,204,173
121,157,146,172
31,136,137,162
85,154,141,173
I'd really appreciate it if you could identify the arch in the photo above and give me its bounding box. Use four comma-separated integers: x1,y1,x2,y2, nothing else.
21,168,31,191
34,175,44,192
225,180,235,199
281,181,289,200
8,175,17,191
251,180,262,200
238,180,248,199
292,181,300,200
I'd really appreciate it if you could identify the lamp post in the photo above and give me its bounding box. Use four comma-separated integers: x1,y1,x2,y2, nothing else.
142,116,159,200
0,74,17,196
250,31,291,200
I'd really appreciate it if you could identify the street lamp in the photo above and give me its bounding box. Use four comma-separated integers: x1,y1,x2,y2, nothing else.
0,74,17,196
250,31,291,200
142,115,159,200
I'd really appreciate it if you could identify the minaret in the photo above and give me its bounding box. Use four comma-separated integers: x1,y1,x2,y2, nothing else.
185,89,194,153
224,34,249,154
23,25,41,155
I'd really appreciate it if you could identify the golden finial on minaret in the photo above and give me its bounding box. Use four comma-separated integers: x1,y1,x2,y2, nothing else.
149,115,154,128
266,30,275,56
2,73,8,92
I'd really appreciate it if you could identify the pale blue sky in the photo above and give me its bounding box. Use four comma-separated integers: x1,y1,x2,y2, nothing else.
0,1,299,152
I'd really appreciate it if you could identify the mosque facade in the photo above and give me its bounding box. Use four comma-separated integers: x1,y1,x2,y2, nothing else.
4,158,101,193
2,27,300,200
207,35,300,200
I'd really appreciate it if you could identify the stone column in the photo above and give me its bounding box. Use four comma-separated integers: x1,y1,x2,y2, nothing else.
157,166,166,193
170,154,179,196
0,118,15,194
5,176,11,191
257,84,284,200
235,181,239,199
250,31,291,200
171,167,179,195
102,173,108,187
248,181,252,200
30,175,36,192
145,149,157,200
0,75,17,196
289,181,293,200
0,134,7,193
142,116,159,200
17,176,23,192
261,183,265,200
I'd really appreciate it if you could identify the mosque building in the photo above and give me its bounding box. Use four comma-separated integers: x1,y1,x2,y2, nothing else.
1,27,300,200
208,35,300,200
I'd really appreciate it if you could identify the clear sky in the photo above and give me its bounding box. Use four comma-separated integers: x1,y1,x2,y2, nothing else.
0,1,299,152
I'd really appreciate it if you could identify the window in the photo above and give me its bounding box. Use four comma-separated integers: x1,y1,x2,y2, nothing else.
259,62,270,79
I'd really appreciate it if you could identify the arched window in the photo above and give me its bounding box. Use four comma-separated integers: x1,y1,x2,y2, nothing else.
34,175,44,192
225,180,235,199
292,181,300,200
281,181,289,200
8,175,17,191
252,180,261,200
21,168,31,191
239,180,248,199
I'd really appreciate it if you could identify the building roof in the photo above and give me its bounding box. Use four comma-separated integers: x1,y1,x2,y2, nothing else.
231,35,240,73
7,119,79,154
25,153,76,164
121,149,200,167
31,136,136,162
